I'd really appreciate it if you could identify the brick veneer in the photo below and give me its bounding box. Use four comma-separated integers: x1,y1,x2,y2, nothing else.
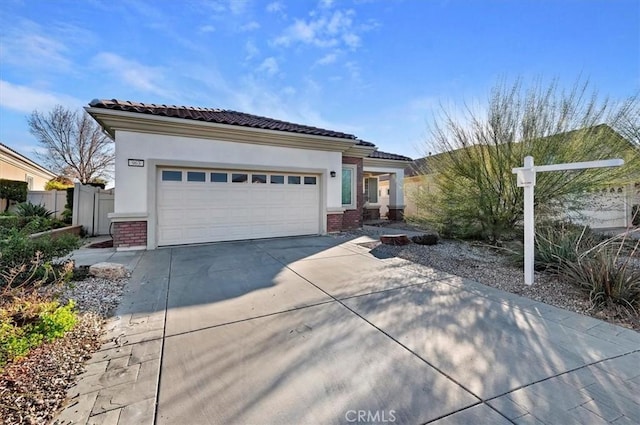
341,156,363,230
327,213,343,233
387,208,404,221
113,221,147,248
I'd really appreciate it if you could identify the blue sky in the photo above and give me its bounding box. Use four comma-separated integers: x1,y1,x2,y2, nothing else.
1,0,638,162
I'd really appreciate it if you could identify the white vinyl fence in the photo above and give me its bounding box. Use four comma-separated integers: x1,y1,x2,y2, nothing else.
72,184,114,236
27,190,67,219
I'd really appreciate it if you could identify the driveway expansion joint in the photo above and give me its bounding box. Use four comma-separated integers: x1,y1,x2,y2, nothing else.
261,242,484,404
151,249,172,425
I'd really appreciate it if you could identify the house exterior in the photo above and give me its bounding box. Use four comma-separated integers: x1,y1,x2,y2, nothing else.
86,100,411,250
0,142,56,210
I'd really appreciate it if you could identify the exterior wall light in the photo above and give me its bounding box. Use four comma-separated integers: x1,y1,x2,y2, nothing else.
330,171,336,178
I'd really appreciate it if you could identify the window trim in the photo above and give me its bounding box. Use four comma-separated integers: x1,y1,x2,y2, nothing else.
232,173,249,183
187,171,206,182
341,164,357,209
287,175,301,185
210,172,228,183
161,170,183,182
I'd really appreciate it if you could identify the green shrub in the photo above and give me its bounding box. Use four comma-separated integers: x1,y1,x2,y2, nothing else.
44,180,73,191
0,216,68,238
63,187,74,224
0,215,21,231
0,230,80,286
18,217,68,235
0,179,28,211
34,300,77,340
0,298,77,368
560,244,640,311
532,222,600,272
15,202,54,218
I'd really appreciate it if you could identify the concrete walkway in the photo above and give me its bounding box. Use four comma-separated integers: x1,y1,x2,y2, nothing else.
56,236,640,424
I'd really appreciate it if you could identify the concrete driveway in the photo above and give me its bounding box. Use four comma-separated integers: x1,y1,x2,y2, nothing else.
58,236,640,425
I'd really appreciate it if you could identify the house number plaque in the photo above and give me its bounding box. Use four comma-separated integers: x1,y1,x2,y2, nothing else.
128,159,145,167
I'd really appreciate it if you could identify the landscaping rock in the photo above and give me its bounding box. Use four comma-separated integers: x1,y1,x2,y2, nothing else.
411,233,439,245
89,262,127,280
380,234,411,245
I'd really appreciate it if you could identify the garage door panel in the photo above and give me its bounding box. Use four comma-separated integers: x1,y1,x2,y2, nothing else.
157,169,320,246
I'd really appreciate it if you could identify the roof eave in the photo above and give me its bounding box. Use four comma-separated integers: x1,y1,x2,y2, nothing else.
0,144,57,179
364,157,412,168
343,145,376,158
85,107,360,153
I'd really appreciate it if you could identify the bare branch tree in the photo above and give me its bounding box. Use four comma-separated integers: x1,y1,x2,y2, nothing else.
28,105,114,184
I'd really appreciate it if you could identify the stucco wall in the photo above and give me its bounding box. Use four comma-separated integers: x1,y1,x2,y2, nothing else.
0,157,51,190
114,130,344,216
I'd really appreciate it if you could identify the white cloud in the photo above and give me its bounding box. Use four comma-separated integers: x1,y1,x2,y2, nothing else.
0,80,83,113
315,52,338,66
245,40,260,60
266,1,284,13
258,57,279,76
345,61,361,82
0,19,95,74
240,21,260,32
228,0,249,15
319,0,335,9
342,33,360,49
91,52,173,98
199,25,216,33
272,8,361,50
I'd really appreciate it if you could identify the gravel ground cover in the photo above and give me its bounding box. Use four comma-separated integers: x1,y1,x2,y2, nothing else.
350,225,639,331
0,275,128,424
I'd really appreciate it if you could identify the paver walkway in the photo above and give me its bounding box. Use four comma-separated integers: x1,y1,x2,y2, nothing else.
56,236,640,424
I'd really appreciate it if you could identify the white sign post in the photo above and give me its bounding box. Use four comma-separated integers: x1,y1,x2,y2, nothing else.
512,156,624,285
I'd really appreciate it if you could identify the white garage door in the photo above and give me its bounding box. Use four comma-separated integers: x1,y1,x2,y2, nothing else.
157,168,321,246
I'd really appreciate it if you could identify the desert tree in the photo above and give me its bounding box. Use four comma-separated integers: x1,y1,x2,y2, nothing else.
28,105,114,184
412,78,640,242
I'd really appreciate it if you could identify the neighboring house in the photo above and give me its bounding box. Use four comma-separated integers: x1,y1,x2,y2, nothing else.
86,100,411,250
404,127,640,229
0,142,56,210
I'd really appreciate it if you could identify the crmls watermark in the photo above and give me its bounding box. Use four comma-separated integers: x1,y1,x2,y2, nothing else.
345,410,397,423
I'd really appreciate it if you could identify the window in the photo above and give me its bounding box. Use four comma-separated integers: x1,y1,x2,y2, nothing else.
232,173,248,183
162,170,182,181
270,175,284,184
304,176,317,185
288,176,301,184
342,165,356,208
187,171,206,182
211,172,228,183
364,178,378,203
252,174,267,184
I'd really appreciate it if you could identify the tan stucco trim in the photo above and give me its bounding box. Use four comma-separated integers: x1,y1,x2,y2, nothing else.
363,157,411,168
86,107,359,153
108,212,148,222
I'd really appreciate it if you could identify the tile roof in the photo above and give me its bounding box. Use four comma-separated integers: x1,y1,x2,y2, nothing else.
89,99,374,144
368,150,412,161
